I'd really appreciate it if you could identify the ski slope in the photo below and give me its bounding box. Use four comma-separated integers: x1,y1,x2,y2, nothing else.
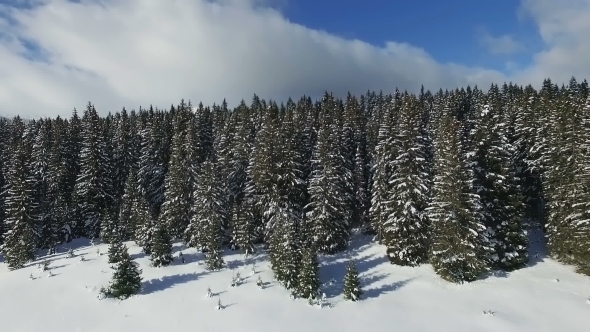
1,229,589,332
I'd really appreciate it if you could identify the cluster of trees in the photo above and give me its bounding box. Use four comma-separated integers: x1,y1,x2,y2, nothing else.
0,77,589,291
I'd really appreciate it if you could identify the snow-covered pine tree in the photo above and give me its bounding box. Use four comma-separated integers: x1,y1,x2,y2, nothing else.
108,245,142,299
0,136,36,270
343,260,363,301
150,218,174,267
107,232,125,264
428,110,488,283
230,198,255,254
297,244,320,303
269,205,301,292
472,86,528,270
369,100,394,241
185,161,226,256
306,94,352,254
134,196,155,255
28,120,52,249
544,78,590,274
100,208,123,244
137,117,165,219
72,103,113,238
119,165,141,240
160,110,193,240
46,117,71,245
383,94,430,266
186,160,225,270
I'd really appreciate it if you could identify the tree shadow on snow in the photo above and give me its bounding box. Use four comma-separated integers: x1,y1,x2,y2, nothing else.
526,226,548,268
142,272,208,295
321,252,390,299
363,277,415,300
130,251,148,260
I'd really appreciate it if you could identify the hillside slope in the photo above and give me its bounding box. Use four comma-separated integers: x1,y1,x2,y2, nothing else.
1,230,589,332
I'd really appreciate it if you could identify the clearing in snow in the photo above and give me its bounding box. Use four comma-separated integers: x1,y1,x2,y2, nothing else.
1,229,589,332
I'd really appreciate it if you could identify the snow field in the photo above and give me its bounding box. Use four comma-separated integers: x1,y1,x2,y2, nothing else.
1,231,590,332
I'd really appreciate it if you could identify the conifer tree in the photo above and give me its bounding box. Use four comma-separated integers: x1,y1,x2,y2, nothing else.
269,206,301,291
428,112,488,283
100,209,122,244
0,138,36,270
72,103,113,238
306,96,351,254
298,244,320,302
119,166,141,240
383,94,430,266
471,86,528,270
150,219,174,267
186,160,225,270
108,245,142,299
160,111,192,240
134,197,155,255
107,234,125,264
343,260,363,301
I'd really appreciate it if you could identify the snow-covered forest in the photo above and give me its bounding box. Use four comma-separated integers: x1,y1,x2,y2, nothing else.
1,77,589,298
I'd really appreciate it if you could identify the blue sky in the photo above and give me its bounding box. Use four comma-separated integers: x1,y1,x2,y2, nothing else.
282,0,543,72
0,0,588,117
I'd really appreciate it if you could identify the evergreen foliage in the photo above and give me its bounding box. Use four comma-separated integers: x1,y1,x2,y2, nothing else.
343,260,363,301
108,245,142,299
2,78,590,281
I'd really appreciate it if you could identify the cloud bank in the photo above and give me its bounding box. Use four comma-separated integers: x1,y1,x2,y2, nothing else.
0,0,588,118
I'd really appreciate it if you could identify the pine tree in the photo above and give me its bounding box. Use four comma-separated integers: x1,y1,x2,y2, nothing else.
185,161,226,258
72,103,113,238
119,166,141,240
428,112,488,283
160,110,193,240
383,94,430,266
306,96,351,254
230,198,255,254
100,209,122,244
150,219,174,267
134,197,155,255
108,245,142,299
298,244,320,302
187,160,225,270
269,206,301,291
107,234,125,264
343,260,363,301
471,86,528,270
0,138,36,270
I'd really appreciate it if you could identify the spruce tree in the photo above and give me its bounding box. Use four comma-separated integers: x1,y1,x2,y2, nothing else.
0,138,36,270
343,260,363,301
428,112,488,283
269,206,301,291
185,161,226,258
72,103,113,238
150,219,174,267
160,110,192,240
383,94,430,266
107,234,125,264
134,197,155,255
298,244,320,302
471,87,528,270
306,98,351,254
187,160,225,270
108,245,142,299
100,209,122,244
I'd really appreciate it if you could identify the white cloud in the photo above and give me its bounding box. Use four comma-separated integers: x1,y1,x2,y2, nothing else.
3,0,590,118
0,0,510,118
514,0,590,85
477,28,524,55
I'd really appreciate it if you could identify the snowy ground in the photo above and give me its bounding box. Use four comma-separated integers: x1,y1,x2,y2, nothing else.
1,229,590,332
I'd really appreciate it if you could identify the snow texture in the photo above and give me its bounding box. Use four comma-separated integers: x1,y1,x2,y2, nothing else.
1,230,589,331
